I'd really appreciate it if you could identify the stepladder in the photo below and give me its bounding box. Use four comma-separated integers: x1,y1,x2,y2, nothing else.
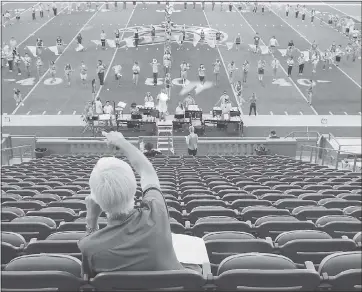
157,121,174,155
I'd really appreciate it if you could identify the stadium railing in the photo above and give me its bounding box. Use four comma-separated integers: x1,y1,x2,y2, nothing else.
1,145,34,166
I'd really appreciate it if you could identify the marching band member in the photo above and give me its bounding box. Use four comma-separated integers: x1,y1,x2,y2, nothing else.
132,61,140,85
242,60,250,83
335,45,343,67
100,30,107,50
253,32,261,54
23,53,31,77
311,52,319,73
114,29,121,48
298,53,305,75
271,57,280,81
36,56,43,78
91,79,97,99
235,81,244,106
64,63,73,86
76,33,85,52
269,36,279,54
175,102,185,116
235,33,242,51
134,28,139,48
257,59,266,84
6,48,14,72
36,38,44,57
213,59,221,86
113,64,122,86
150,58,160,87
198,64,206,85
227,61,237,85
144,92,153,104
287,56,294,77
163,51,171,76
183,93,195,109
311,9,315,23
14,51,21,76
56,36,63,55
9,37,17,52
345,43,352,61
285,4,290,17
200,29,205,42
165,73,172,97
216,91,230,107
80,61,88,86
151,25,156,42
14,88,24,106
180,61,189,87
322,49,332,70
295,4,300,18
301,5,306,21
97,60,106,85
49,61,57,83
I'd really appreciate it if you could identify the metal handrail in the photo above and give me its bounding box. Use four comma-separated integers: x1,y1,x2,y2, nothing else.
1,144,34,166
299,144,361,172
285,131,321,140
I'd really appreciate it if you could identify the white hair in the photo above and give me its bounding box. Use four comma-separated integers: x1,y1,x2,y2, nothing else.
89,157,136,217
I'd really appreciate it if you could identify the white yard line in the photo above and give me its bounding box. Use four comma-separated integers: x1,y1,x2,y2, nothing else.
203,9,243,115
95,4,136,99
12,4,105,115
320,1,361,22
2,3,38,25
270,7,362,90
16,6,68,48
234,4,318,115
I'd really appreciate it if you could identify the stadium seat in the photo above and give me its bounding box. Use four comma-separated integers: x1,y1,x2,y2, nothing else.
2,216,56,241
316,215,362,238
191,216,251,238
275,230,357,268
214,253,320,291
318,198,361,209
90,269,206,291
343,206,362,220
25,238,81,259
188,206,237,224
240,206,290,222
27,207,78,223
203,231,273,274
353,232,361,248
1,193,22,203
318,251,362,291
2,200,46,212
1,207,25,222
292,206,344,221
2,254,84,291
254,215,315,239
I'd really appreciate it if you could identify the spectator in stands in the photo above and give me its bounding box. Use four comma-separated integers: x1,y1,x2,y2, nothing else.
186,126,198,156
175,102,185,117
269,130,280,138
255,144,268,155
78,131,184,277
183,93,195,109
143,142,162,157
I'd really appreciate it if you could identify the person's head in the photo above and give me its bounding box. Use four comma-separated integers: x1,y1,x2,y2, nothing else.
237,81,241,85
301,53,304,58
25,53,28,57
131,102,137,108
106,100,110,106
92,78,96,84
223,91,227,95
146,92,150,96
89,157,137,218
252,92,256,97
231,61,234,65
144,142,154,151
178,101,183,108
96,96,100,101
189,126,195,133
216,59,220,63
134,61,138,65
256,32,259,35
102,30,104,33
187,93,192,98
98,60,102,65
270,130,277,136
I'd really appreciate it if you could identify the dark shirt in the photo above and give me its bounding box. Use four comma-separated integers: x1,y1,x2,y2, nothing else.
144,150,162,157
78,185,183,277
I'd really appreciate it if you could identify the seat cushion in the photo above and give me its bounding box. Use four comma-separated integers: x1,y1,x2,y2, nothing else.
4,254,82,277
318,251,362,276
275,230,332,246
12,216,57,228
46,231,86,240
315,215,360,227
217,253,296,275
203,231,255,241
1,232,26,247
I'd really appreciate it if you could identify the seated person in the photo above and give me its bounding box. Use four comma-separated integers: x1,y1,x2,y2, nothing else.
103,101,114,115
183,93,195,109
255,144,268,155
144,92,153,104
78,132,185,277
175,102,185,118
221,100,232,119
130,102,141,119
143,142,162,157
269,130,280,139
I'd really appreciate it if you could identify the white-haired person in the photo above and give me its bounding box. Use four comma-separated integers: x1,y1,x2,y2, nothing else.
78,131,188,276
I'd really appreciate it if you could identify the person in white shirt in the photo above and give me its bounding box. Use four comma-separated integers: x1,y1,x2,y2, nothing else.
157,89,168,121
298,54,305,75
132,61,140,85
95,97,103,115
175,102,185,116
80,61,88,86
213,59,221,86
198,64,206,85
150,59,160,86
9,37,17,52
100,30,107,50
269,36,279,54
301,5,306,21
271,57,280,81
104,101,114,114
113,64,122,86
285,4,290,17
221,99,232,119
216,91,230,107
183,93,195,109
180,61,189,86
